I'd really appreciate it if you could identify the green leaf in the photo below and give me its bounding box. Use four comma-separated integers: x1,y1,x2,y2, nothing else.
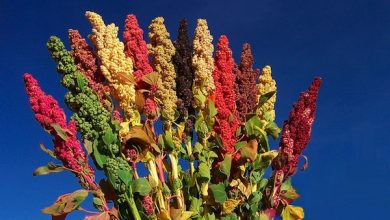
118,169,132,185
39,143,57,159
221,213,238,220
76,73,86,89
102,128,115,145
42,190,88,216
194,117,209,136
210,183,228,204
265,121,280,139
235,126,242,137
281,178,292,191
163,130,175,151
132,178,152,196
252,151,278,171
63,190,89,213
250,171,263,183
192,142,203,156
245,116,264,138
280,178,300,202
235,141,247,151
220,154,232,178
258,179,268,191
258,91,276,107
33,163,64,176
158,135,165,149
228,114,234,123
92,197,103,207
92,141,107,169
249,191,262,205
207,151,218,159
50,123,68,141
207,101,217,119
198,162,210,181
194,92,206,105
189,197,202,216
258,129,269,152
204,213,216,220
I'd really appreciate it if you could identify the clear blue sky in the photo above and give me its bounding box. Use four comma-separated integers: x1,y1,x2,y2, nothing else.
0,0,389,219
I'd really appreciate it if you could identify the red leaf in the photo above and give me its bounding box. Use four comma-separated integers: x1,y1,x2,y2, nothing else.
84,212,110,220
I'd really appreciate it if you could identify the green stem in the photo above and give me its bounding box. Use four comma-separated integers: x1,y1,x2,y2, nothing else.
126,195,141,220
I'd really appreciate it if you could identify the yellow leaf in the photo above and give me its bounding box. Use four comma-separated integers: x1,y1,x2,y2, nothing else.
142,72,159,85
230,179,239,187
260,150,278,161
119,122,130,140
123,125,155,145
177,123,185,140
281,205,304,220
170,208,182,220
179,211,194,220
240,140,258,161
237,179,252,198
157,209,171,220
222,199,240,215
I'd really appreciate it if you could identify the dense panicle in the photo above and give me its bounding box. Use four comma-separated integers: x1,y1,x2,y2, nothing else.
47,36,112,140
173,19,194,122
148,17,177,123
212,35,240,158
270,77,321,208
123,14,153,87
279,77,321,176
234,43,260,122
24,73,96,189
47,35,136,217
68,29,109,99
257,65,277,121
192,19,215,107
85,11,139,125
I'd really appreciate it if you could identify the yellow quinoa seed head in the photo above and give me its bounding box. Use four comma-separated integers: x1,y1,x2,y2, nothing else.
85,11,139,125
192,19,215,107
257,65,277,121
148,17,177,123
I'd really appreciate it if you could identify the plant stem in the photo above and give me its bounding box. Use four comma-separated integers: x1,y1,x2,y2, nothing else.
126,195,141,220
168,153,183,209
157,189,166,210
147,159,166,210
185,139,195,176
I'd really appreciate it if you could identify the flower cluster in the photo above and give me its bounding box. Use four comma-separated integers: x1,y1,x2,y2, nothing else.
173,19,194,122
86,11,139,125
68,29,109,104
192,19,215,108
270,77,321,209
212,36,240,157
277,77,322,177
148,17,177,124
123,14,153,87
24,73,95,189
46,36,112,140
234,43,260,122
257,65,277,121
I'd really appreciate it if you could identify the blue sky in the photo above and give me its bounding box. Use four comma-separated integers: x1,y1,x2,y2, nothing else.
0,0,389,219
